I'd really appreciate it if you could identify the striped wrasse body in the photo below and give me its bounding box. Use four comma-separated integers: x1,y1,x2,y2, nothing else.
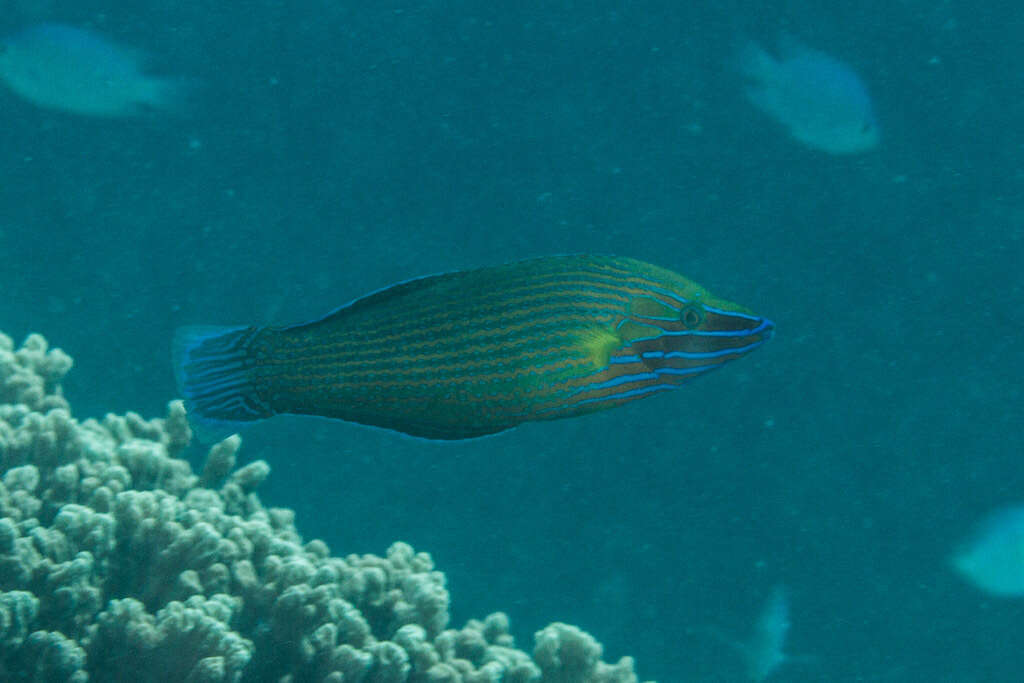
174,255,773,440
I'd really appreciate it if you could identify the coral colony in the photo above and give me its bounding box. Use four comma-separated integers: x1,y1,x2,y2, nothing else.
0,331,650,682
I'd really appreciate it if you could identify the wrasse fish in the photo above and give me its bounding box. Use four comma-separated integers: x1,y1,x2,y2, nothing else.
173,255,774,441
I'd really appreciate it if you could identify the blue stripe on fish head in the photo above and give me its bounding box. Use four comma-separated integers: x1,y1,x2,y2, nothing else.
617,295,773,376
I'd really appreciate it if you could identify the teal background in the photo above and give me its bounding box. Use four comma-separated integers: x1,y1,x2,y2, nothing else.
3,1,1023,680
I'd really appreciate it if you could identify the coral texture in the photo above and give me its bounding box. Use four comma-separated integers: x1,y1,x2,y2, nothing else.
0,331,651,682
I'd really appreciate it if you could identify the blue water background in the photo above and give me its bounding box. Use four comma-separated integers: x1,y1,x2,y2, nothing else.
3,1,1023,680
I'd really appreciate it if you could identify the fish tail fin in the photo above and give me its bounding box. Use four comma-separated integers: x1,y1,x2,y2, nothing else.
140,76,198,115
775,31,815,60
736,40,784,118
736,40,776,82
173,325,272,443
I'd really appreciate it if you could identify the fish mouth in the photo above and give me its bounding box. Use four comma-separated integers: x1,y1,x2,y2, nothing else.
750,317,775,342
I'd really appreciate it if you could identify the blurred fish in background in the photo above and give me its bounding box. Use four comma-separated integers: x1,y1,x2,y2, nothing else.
0,23,188,116
738,35,879,154
736,584,793,682
696,584,810,681
952,505,1024,597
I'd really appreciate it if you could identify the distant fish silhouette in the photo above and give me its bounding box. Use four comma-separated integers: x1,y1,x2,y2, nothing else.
738,35,879,154
0,23,187,116
737,585,792,682
699,585,813,681
952,505,1024,596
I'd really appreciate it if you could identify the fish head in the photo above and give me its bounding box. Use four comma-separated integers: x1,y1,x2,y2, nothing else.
613,268,773,381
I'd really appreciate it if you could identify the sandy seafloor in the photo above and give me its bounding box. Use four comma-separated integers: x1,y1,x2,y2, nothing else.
3,1,1023,680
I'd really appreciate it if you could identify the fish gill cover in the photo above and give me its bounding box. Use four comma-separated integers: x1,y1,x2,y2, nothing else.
0,330,650,682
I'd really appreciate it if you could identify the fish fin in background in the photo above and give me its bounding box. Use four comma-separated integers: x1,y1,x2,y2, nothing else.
133,75,200,117
742,584,790,681
773,30,818,61
695,585,816,682
951,504,1024,597
172,325,272,443
736,41,791,127
736,38,775,77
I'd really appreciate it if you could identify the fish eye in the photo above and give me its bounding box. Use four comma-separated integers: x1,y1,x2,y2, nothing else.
680,305,704,329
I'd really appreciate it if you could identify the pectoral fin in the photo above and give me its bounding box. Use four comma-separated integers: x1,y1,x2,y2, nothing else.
575,325,625,370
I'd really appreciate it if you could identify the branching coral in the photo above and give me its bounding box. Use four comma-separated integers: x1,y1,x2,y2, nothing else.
0,331,652,682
